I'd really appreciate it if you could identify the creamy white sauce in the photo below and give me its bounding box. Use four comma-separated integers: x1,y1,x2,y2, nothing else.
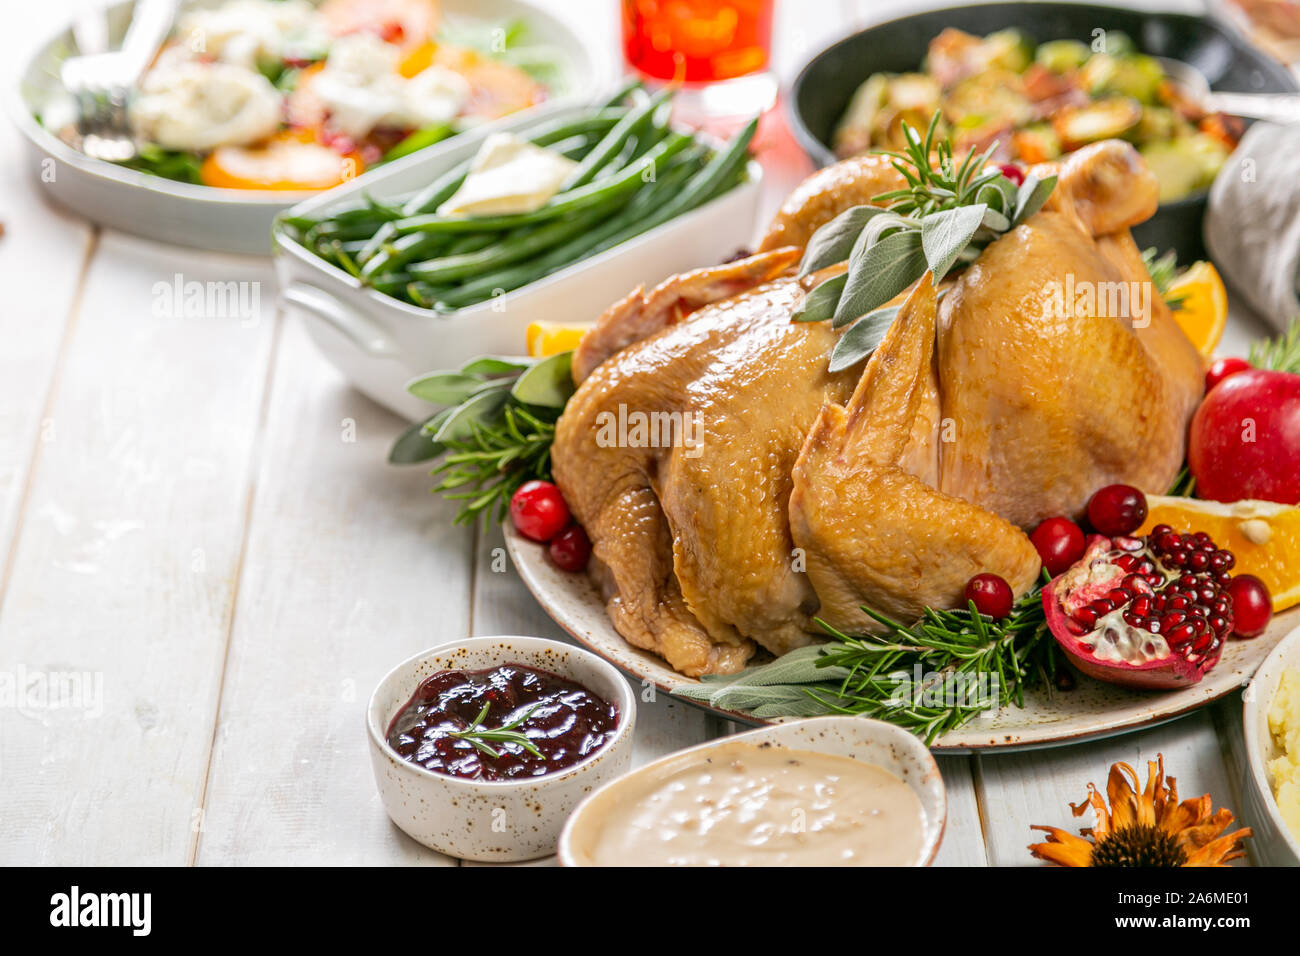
438,132,577,216
586,741,926,867
129,50,281,151
312,33,468,139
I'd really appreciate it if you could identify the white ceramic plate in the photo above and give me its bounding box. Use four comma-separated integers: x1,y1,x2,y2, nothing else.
9,0,602,254
505,524,1300,752
1242,625,1300,866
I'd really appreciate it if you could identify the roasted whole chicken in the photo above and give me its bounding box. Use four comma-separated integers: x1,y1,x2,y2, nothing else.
550,141,1204,677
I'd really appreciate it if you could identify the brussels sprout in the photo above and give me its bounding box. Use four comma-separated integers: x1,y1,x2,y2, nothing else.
1035,39,1090,73
1096,31,1136,57
1051,97,1142,149
1140,133,1231,201
982,28,1035,72
1082,52,1164,104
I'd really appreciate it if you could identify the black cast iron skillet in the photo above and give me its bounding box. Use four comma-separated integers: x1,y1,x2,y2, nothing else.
788,2,1298,262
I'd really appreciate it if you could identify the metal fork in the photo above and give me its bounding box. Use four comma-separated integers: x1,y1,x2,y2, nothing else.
60,0,179,162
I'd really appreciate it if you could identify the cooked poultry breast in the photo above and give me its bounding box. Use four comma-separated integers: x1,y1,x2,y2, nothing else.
552,141,1204,676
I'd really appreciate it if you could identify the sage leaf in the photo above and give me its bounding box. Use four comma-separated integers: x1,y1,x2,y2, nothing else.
920,204,986,283
829,306,901,372
975,175,1017,216
406,372,489,406
1013,173,1056,226
388,409,451,464
798,205,884,276
460,355,535,376
510,350,574,408
431,388,509,444
980,207,1011,233
834,228,925,326
792,272,847,323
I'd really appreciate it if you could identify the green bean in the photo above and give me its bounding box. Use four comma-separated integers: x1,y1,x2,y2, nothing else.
563,88,672,190
435,156,704,307
652,115,758,224
393,133,691,236
408,196,630,283
602,78,644,108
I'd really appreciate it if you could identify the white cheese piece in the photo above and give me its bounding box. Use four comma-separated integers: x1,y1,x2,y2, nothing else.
438,133,578,217
312,33,468,140
176,0,324,70
129,52,281,151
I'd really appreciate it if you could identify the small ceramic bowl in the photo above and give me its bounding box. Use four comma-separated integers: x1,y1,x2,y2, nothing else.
557,715,947,866
367,636,635,862
1242,624,1300,867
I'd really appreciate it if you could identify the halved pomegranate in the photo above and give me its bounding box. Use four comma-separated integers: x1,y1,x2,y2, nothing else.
1043,525,1238,690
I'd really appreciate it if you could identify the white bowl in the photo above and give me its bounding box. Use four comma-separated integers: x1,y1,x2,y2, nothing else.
557,715,947,867
272,107,763,420
367,635,635,862
9,0,600,255
1243,624,1300,867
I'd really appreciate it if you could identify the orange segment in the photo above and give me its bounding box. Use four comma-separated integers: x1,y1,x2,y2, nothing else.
1166,261,1227,357
1138,495,1300,612
527,321,590,358
398,39,437,78
200,132,364,191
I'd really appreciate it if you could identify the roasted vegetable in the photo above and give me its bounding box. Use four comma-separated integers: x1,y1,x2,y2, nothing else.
1052,97,1142,149
1034,39,1090,73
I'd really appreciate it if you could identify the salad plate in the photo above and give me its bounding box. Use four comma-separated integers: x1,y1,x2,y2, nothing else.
9,0,603,254
505,523,1300,752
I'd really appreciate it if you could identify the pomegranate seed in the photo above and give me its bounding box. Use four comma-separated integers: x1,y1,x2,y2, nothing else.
1153,595,1167,611
1131,596,1152,616
1228,574,1273,638
1145,573,1165,588
1122,574,1154,597
1199,586,1218,604
1066,618,1086,635
1087,485,1148,536
1188,551,1210,571
1178,573,1198,588
1192,531,1213,548
1147,618,1162,634
1116,554,1138,571
1192,631,1214,653
1166,550,1188,568
1154,531,1179,553
1209,615,1228,634
1114,536,1143,552
1215,571,1232,585
1168,623,1197,646
1151,524,1173,536
1163,611,1187,629
1124,612,1147,628
1106,588,1132,605
1212,597,1230,616
1168,595,1190,611
1073,606,1098,629
964,573,1014,619
1091,599,1116,615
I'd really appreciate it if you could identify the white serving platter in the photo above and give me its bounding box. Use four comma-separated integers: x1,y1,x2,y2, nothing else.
505,523,1300,752
8,0,601,254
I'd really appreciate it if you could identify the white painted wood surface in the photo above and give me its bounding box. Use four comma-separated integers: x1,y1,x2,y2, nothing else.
0,0,1275,867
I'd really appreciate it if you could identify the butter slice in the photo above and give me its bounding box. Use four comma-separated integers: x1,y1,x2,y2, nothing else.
438,133,578,217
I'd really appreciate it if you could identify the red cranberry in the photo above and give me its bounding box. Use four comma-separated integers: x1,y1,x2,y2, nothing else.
965,573,1014,619
997,163,1025,186
1204,356,1252,393
1227,574,1272,638
1030,516,1086,576
548,524,592,573
509,480,571,543
1086,484,1148,536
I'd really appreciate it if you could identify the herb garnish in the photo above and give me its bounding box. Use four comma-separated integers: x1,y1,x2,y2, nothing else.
794,111,1056,372
450,702,545,759
390,352,574,525
673,580,1058,745
1249,316,1300,374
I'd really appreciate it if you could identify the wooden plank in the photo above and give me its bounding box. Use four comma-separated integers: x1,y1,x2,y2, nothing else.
194,315,467,865
0,233,276,864
976,712,1241,867
933,756,989,866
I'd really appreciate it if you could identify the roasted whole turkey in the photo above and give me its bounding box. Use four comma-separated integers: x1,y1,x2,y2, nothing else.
550,141,1204,677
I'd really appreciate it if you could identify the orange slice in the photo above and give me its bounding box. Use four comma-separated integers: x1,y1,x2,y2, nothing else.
1138,495,1300,612
200,132,363,191
526,321,590,358
1166,261,1227,357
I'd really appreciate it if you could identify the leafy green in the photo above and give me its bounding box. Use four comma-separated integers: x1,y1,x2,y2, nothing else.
1249,317,1300,374
121,145,203,185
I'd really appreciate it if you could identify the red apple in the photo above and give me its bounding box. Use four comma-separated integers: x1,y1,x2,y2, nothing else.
1189,369,1300,504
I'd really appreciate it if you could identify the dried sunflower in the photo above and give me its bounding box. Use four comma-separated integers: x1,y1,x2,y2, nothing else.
1028,754,1252,867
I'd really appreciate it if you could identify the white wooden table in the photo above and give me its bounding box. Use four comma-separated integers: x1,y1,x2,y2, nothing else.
0,0,1271,866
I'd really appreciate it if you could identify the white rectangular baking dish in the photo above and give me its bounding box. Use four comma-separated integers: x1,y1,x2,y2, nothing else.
271,104,763,419
9,0,603,255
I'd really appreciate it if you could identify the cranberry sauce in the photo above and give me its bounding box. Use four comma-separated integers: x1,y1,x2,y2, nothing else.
386,663,619,781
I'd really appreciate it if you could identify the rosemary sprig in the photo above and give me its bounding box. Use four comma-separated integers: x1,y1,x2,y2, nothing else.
450,702,545,759
674,578,1059,745
1141,247,1186,310
1249,317,1300,374
389,351,575,526
434,406,557,525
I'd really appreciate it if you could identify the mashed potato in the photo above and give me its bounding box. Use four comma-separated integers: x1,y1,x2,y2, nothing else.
1267,667,1300,840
